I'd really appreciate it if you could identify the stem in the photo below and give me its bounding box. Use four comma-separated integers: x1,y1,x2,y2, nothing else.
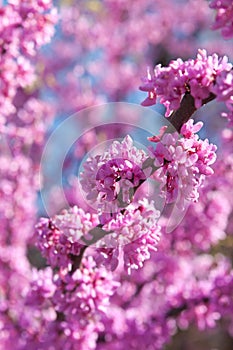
165,296,209,318
167,92,216,132
70,246,87,272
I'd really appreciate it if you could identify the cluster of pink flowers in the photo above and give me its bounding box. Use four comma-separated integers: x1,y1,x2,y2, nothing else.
140,49,233,121
0,154,38,246
210,0,233,38
170,189,231,252
0,97,55,156
36,198,161,275
97,199,161,274
53,256,119,321
95,158,146,203
92,252,233,350
211,69,233,123
0,0,57,121
36,206,99,268
149,119,217,209
19,257,119,349
80,135,148,215
44,0,216,116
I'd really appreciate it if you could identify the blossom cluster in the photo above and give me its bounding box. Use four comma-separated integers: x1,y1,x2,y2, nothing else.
149,119,217,209
0,154,38,246
211,69,233,123
36,206,99,268
53,256,119,321
45,0,215,115
17,257,119,349
0,0,57,121
170,188,231,252
80,135,148,216
92,253,233,350
97,199,161,274
140,49,233,121
0,97,55,156
36,198,161,275
210,0,233,38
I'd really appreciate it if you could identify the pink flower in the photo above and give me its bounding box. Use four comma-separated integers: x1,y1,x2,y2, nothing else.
80,135,148,215
53,256,119,320
210,0,233,38
140,49,232,116
96,199,161,274
36,206,99,268
150,119,217,209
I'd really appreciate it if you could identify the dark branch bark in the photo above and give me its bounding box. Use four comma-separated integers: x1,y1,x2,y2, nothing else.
70,246,87,272
167,92,216,132
165,296,210,318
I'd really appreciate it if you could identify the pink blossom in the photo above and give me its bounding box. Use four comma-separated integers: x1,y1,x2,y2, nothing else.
140,49,232,116
150,119,217,208
0,0,57,121
97,199,161,274
210,0,233,38
80,135,148,214
53,256,119,320
36,206,99,268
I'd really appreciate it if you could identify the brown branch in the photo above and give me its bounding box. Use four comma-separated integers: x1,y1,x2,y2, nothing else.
167,92,216,132
70,246,87,273
69,226,114,273
165,296,209,318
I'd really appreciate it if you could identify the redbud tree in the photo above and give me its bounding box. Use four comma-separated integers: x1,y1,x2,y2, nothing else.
1,1,233,349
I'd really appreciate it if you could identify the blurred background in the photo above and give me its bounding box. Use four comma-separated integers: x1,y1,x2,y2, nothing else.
1,1,233,349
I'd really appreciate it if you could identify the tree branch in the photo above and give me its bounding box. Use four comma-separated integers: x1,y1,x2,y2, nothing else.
70,246,87,273
167,92,216,132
